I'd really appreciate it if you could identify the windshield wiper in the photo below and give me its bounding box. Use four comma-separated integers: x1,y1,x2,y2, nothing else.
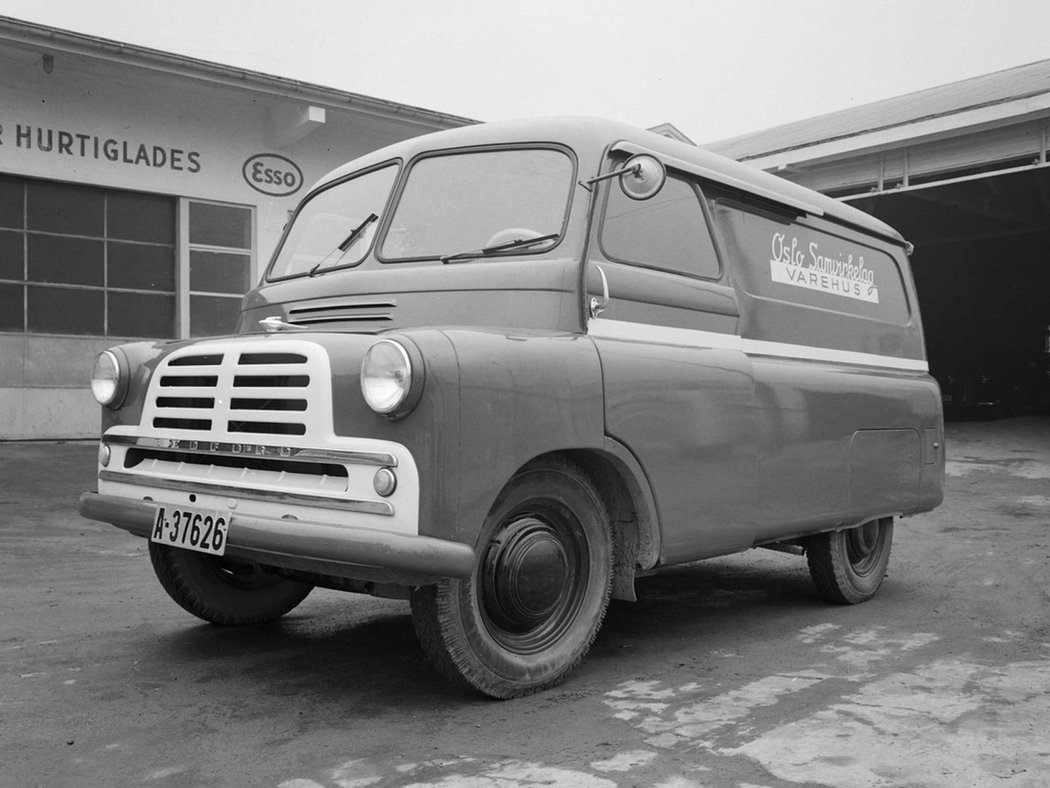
440,232,559,264
309,213,379,276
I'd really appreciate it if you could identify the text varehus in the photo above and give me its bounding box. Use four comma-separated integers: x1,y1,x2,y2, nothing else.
770,231,879,303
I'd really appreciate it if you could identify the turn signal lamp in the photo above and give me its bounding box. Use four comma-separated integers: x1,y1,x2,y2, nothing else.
373,467,397,497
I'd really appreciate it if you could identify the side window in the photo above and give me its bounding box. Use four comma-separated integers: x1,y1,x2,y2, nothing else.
600,173,720,279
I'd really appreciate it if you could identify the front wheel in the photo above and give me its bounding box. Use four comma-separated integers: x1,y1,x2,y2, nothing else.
805,517,894,604
148,542,313,625
411,459,613,698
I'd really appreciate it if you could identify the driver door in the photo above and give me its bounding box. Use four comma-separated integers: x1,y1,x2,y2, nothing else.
586,165,758,563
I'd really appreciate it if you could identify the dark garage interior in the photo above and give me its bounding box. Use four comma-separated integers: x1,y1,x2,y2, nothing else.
851,167,1050,419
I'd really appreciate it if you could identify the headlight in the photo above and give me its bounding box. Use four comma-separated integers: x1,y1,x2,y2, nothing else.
90,349,128,408
360,339,421,418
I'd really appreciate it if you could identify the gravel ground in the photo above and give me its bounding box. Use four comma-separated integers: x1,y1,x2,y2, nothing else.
2,417,1048,787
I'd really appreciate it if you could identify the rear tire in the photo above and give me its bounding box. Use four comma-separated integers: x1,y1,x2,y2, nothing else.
805,517,893,604
149,542,313,625
411,459,612,698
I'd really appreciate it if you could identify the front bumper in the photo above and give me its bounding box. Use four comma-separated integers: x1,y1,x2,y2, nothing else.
79,492,475,586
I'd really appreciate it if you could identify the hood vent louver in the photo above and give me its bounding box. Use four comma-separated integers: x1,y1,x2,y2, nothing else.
286,298,397,326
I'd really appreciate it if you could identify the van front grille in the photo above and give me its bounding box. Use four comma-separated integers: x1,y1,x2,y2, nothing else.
168,354,222,367
143,342,329,440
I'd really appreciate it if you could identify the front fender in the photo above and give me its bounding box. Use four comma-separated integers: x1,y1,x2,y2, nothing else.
443,328,606,546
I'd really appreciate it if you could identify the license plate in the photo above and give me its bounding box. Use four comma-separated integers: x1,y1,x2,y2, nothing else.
151,505,230,556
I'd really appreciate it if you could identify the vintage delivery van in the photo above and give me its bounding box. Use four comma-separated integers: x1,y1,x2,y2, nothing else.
79,117,945,698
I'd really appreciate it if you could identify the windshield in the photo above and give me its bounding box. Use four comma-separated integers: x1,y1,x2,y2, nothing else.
267,163,398,280
380,147,574,261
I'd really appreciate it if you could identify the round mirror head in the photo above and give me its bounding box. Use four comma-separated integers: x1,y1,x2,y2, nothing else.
620,154,666,200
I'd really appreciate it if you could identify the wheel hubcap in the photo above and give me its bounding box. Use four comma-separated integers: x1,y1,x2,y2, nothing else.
482,516,571,633
846,520,882,574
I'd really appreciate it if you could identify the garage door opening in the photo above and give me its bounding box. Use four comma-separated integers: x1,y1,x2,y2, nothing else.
849,167,1050,420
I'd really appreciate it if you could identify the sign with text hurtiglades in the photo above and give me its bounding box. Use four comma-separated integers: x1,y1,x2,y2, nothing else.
0,122,202,173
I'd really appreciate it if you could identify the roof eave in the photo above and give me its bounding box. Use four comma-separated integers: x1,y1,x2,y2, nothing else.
0,14,476,131
731,91,1050,172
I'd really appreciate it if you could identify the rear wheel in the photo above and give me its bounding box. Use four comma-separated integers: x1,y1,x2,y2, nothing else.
805,517,894,604
411,459,612,698
149,542,313,625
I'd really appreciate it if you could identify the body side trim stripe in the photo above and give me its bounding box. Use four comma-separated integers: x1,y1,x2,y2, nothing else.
589,318,929,372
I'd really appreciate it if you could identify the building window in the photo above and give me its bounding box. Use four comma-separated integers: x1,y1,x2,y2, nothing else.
0,174,255,339
186,200,253,337
1,174,176,338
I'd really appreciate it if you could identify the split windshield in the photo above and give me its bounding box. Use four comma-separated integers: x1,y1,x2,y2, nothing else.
267,164,398,280
381,147,573,262
266,147,574,280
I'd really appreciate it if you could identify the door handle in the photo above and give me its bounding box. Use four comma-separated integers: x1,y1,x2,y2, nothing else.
589,265,609,319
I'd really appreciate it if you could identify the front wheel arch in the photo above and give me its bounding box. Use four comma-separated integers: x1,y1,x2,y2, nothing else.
543,446,660,600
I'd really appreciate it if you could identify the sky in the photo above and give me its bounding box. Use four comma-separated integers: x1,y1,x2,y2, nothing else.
2,0,1050,144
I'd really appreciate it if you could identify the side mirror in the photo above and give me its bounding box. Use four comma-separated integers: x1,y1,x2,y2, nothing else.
619,154,666,200
581,153,667,200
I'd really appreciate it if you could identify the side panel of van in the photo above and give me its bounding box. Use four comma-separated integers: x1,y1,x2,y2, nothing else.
706,188,938,542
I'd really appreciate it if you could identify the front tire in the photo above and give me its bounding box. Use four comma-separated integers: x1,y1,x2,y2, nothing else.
149,543,313,625
805,517,894,604
411,459,613,698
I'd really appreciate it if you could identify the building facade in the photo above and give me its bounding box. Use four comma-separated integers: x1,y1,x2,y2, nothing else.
0,17,472,439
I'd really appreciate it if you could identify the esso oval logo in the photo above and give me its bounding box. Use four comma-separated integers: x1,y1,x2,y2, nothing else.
242,153,304,197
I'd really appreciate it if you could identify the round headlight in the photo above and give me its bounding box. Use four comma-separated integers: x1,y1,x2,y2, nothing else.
90,350,127,408
361,340,415,416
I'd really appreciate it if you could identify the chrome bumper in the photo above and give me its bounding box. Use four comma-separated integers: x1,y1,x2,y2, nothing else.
78,491,475,586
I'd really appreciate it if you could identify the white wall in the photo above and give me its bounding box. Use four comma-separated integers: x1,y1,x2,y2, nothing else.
0,39,456,439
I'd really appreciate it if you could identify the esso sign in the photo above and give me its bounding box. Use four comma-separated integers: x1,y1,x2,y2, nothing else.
242,154,304,197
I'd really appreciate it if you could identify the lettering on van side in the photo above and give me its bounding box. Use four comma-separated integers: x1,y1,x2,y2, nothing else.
769,232,880,304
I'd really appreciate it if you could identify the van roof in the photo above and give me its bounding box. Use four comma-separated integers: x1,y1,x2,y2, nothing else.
314,117,907,247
